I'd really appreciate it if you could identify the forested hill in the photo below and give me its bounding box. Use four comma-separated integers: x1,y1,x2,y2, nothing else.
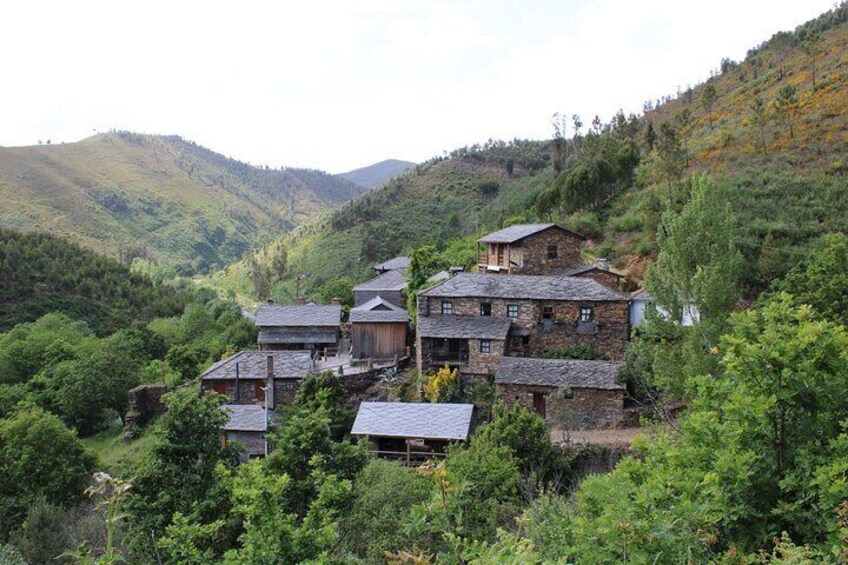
0,132,367,273
337,158,416,188
208,3,848,303
0,227,188,334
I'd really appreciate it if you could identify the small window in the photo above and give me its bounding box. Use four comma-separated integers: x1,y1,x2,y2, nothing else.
480,302,492,316
561,388,574,400
507,304,519,319
441,300,453,315
547,245,558,259
542,306,554,320
480,339,491,353
580,305,594,322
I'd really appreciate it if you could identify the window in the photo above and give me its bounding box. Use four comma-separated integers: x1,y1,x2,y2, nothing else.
560,388,574,400
547,245,558,259
441,300,453,315
580,305,594,322
480,302,492,316
507,304,519,319
542,306,554,320
480,339,491,353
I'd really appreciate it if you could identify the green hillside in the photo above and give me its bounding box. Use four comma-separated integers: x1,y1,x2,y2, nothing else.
0,227,188,333
209,4,848,304
0,132,367,273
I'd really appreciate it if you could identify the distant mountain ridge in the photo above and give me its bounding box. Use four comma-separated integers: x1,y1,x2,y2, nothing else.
338,159,416,188
0,132,368,272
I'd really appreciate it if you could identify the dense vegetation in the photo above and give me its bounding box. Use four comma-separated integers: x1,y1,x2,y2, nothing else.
210,2,848,304
0,228,188,333
0,132,367,273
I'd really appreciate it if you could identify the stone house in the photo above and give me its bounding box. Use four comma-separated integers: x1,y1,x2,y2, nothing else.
221,404,272,461
416,315,511,376
477,223,585,275
416,273,629,377
495,357,624,429
349,295,409,360
200,350,315,408
351,401,475,465
353,269,408,307
256,304,341,354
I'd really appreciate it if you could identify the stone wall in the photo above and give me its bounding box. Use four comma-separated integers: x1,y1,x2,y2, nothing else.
124,384,169,440
496,383,624,429
419,297,629,361
201,378,300,409
514,229,583,274
416,334,506,376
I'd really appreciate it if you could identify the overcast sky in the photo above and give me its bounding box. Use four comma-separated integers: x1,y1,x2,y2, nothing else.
0,0,835,173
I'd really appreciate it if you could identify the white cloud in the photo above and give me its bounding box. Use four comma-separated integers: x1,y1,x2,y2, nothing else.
0,0,836,171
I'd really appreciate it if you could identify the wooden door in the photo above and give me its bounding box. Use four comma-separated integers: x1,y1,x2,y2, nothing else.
254,381,265,404
533,393,546,419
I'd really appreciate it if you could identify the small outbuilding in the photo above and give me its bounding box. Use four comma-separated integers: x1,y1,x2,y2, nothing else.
349,296,409,360
351,401,475,465
353,270,408,307
495,357,624,429
256,304,342,354
373,256,409,276
221,404,272,461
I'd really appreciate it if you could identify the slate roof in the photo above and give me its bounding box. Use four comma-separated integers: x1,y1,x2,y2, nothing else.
351,402,474,441
350,296,409,323
258,328,338,345
631,290,651,301
419,273,627,302
559,264,625,279
417,315,511,340
496,357,624,390
200,350,314,380
353,269,408,292
256,304,341,327
477,223,585,244
374,256,410,272
221,404,270,432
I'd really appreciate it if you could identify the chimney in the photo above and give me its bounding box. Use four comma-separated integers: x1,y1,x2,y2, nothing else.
235,362,240,401
295,296,306,305
331,297,341,305
266,354,275,410
595,258,610,271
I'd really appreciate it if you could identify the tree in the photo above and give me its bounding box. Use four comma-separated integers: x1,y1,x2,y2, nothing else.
12,499,71,564
644,120,657,151
422,365,461,403
313,277,354,309
247,254,271,301
801,30,822,90
647,175,743,338
0,407,94,532
774,85,799,139
126,388,235,558
701,83,718,129
674,108,694,167
748,96,769,154
653,122,686,203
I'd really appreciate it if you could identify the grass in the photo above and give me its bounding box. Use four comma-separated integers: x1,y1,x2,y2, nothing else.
82,418,157,477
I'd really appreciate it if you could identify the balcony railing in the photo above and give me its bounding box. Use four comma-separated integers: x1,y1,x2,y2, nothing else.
369,449,447,466
432,352,469,365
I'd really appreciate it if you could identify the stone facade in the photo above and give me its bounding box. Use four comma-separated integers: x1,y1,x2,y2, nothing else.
479,228,583,275
224,430,266,460
202,378,300,409
496,383,624,429
417,295,629,361
124,384,169,440
417,334,506,376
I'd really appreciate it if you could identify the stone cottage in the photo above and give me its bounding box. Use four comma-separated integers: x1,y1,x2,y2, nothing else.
221,404,272,461
476,223,585,275
200,350,315,408
416,273,629,378
256,303,342,354
495,357,625,429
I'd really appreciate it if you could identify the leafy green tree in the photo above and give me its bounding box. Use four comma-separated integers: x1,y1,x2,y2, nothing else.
0,407,94,532
474,404,556,476
126,388,236,558
770,232,848,324
339,459,432,562
647,175,743,337
748,96,769,154
801,30,822,90
652,121,686,203
314,277,354,309
12,499,71,564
